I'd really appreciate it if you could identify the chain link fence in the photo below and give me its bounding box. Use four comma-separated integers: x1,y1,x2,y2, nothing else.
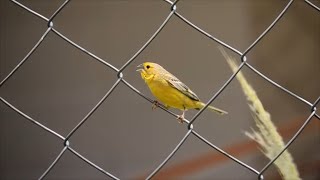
1,0,319,179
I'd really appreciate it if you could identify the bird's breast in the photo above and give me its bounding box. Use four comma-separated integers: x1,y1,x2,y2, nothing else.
146,77,197,110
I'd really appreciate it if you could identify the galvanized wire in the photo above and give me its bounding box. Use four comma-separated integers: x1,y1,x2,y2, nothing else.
1,0,319,179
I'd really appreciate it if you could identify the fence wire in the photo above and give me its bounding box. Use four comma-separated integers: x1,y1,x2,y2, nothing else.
1,0,319,179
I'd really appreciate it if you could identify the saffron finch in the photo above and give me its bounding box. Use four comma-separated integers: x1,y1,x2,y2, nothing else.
137,62,227,123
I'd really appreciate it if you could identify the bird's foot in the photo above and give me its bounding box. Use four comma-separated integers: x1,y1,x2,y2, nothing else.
177,110,186,124
152,100,160,110
177,115,184,124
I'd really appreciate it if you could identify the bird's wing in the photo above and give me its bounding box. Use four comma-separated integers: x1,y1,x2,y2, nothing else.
166,75,200,101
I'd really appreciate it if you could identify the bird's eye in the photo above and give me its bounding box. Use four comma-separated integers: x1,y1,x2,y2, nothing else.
146,65,150,69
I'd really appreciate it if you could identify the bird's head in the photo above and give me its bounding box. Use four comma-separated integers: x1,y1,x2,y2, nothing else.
136,62,163,80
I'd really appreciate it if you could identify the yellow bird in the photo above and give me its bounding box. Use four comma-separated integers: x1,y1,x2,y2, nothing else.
137,62,227,123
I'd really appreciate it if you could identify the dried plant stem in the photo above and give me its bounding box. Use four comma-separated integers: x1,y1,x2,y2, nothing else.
219,47,300,180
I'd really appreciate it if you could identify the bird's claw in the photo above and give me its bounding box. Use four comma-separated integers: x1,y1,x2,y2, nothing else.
176,110,186,124
177,115,184,124
152,100,160,110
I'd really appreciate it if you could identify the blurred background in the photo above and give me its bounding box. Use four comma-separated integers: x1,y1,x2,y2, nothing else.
1,0,319,179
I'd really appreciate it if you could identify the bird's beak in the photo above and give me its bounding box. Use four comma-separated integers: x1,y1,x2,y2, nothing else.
136,64,143,72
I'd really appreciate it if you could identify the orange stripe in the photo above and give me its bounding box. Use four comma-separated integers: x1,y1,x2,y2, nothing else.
136,116,318,179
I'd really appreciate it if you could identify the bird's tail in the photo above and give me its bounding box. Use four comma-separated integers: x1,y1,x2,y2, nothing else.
197,102,228,115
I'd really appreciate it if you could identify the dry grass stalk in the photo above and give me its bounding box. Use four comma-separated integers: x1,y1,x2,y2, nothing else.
219,47,300,180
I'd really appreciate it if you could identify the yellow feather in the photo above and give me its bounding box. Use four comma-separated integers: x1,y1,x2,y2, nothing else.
137,62,227,121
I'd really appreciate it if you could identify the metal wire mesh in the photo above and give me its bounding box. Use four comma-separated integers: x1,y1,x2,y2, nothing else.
1,0,319,179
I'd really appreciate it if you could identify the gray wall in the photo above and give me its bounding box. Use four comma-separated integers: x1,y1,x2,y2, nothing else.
1,0,319,179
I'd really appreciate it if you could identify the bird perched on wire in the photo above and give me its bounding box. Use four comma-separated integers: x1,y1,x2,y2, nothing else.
137,62,227,123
